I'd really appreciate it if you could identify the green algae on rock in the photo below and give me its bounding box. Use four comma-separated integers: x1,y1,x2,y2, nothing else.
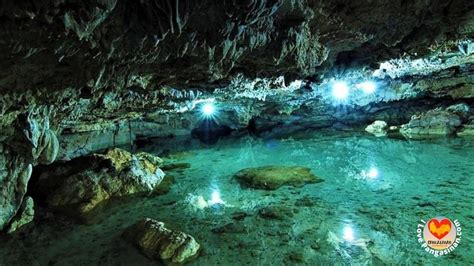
34,148,165,220
234,166,322,190
123,218,200,264
458,123,474,137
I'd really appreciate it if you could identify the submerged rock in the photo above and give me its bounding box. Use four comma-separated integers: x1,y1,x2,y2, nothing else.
295,195,318,207
123,218,200,264
212,222,247,234
234,166,322,190
400,108,462,139
365,120,388,137
34,148,164,219
6,196,34,233
258,205,294,220
153,174,175,195
160,162,191,172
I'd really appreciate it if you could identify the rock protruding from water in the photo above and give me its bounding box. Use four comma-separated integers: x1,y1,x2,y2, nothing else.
365,120,388,137
400,107,462,139
35,148,165,219
234,166,322,190
123,218,200,264
458,121,474,137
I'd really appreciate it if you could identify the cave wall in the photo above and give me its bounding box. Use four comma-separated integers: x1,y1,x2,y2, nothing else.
1,0,474,231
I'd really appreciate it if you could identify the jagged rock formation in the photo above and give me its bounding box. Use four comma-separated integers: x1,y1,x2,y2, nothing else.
5,196,34,233
32,148,165,220
400,104,470,139
1,0,474,229
123,218,200,264
0,110,58,231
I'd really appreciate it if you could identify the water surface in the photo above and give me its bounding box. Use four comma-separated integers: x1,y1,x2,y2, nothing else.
1,132,473,265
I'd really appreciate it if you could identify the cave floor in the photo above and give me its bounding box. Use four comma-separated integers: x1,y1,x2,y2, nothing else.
1,132,474,265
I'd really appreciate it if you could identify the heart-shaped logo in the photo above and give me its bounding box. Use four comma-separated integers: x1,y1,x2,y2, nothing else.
428,218,451,239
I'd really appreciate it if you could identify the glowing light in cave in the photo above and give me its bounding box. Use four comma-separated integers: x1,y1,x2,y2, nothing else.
209,189,224,206
343,225,355,242
202,102,215,117
332,81,349,100
361,166,379,180
357,81,377,94
367,167,379,179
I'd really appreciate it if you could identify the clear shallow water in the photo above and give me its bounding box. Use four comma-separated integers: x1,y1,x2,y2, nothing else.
1,132,474,265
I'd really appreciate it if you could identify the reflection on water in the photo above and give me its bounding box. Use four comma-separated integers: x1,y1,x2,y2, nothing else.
1,132,474,265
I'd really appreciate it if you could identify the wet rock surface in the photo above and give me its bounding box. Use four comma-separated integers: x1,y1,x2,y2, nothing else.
235,166,322,190
365,121,388,137
400,106,465,139
0,111,57,230
458,121,474,137
0,0,473,263
5,196,34,233
33,148,165,219
123,218,200,264
258,205,295,220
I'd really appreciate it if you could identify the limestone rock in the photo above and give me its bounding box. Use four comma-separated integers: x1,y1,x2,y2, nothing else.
400,108,462,139
6,196,34,233
365,120,388,137
12,110,59,164
457,122,474,137
0,109,58,230
234,166,322,190
123,218,200,264
37,129,59,164
34,148,165,218
0,146,32,231
446,103,470,119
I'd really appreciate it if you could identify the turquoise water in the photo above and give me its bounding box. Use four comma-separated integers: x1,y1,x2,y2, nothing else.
1,132,474,265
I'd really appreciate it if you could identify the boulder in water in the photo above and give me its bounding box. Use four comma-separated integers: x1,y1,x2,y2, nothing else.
34,148,165,219
234,166,322,190
400,108,462,139
123,218,200,264
365,120,388,137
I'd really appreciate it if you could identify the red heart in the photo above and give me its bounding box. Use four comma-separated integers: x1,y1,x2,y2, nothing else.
428,218,451,240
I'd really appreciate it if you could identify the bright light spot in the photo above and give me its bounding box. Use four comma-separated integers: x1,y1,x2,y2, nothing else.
332,81,349,100
209,190,224,205
357,81,377,94
361,166,379,180
343,225,355,242
367,167,379,179
201,102,215,117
